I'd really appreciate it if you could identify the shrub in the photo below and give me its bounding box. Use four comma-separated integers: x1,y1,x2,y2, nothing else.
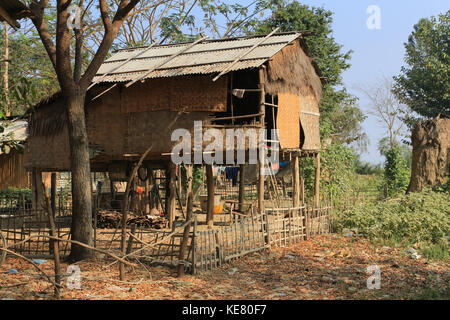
333,189,450,247
382,146,410,197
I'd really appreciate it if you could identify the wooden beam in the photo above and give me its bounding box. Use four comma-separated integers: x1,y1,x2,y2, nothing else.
213,27,280,82
89,43,157,90
0,5,20,29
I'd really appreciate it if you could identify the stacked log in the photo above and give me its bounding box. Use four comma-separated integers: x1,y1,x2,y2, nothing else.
96,210,168,229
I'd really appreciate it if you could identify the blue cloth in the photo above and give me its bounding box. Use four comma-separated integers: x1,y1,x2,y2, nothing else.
225,167,240,186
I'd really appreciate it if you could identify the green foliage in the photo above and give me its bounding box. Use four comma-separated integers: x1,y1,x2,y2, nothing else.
421,243,449,261
382,146,410,197
354,159,383,176
252,1,366,146
300,143,358,205
180,165,204,194
393,10,450,119
0,187,32,203
333,189,450,248
0,24,59,116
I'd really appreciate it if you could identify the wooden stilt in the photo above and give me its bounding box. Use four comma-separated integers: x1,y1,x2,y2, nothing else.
206,165,214,228
110,178,115,208
31,169,37,212
314,153,320,207
300,177,305,205
292,154,300,208
257,66,266,214
51,173,57,216
168,164,176,230
238,164,245,212
145,178,150,214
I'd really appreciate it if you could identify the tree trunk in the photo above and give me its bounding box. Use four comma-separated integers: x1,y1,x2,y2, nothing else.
3,22,9,116
408,117,450,192
66,89,93,261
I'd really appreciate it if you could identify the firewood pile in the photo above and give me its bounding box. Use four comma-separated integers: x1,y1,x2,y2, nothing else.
96,210,168,229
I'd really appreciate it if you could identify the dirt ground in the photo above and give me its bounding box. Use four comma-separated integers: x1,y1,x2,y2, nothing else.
0,234,448,300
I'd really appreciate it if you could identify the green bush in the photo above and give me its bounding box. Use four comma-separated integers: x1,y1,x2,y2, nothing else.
0,187,32,201
333,189,450,247
382,146,410,197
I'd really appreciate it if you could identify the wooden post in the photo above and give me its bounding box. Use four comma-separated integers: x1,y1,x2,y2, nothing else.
45,195,61,299
300,177,305,205
168,164,176,230
51,173,57,216
33,170,44,213
292,154,300,208
177,167,197,277
314,153,320,208
206,164,215,228
144,178,150,214
257,67,266,215
110,178,115,208
31,169,37,212
238,164,245,212
185,165,193,213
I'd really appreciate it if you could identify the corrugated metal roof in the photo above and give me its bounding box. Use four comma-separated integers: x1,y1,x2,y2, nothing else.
0,119,27,147
93,33,303,83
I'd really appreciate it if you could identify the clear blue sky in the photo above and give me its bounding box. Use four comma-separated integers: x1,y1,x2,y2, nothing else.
290,0,449,164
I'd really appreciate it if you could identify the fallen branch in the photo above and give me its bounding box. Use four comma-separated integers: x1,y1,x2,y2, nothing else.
104,219,192,269
1,234,136,267
46,236,137,267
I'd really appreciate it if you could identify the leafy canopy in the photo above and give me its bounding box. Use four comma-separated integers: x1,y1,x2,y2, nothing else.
252,1,366,146
393,11,450,118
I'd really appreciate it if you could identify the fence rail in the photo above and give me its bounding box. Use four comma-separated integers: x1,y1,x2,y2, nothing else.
1,200,330,272
191,205,330,272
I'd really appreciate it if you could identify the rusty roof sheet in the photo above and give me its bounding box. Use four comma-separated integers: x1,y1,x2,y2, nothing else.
93,32,303,83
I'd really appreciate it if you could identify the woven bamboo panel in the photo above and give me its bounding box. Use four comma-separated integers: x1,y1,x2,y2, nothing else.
299,92,321,150
0,150,30,190
277,92,300,149
120,75,227,113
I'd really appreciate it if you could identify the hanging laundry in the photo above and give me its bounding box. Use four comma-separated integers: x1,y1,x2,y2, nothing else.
225,167,240,186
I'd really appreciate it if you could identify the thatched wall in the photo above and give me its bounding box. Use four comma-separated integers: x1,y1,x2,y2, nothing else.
299,90,321,151
25,74,227,170
277,92,300,149
264,39,322,151
0,149,30,190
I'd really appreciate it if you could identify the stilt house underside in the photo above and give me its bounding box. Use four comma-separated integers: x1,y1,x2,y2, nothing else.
25,32,323,173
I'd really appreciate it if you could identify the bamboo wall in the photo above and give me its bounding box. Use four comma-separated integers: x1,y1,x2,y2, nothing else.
277,92,300,149
25,44,323,170
0,149,30,190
